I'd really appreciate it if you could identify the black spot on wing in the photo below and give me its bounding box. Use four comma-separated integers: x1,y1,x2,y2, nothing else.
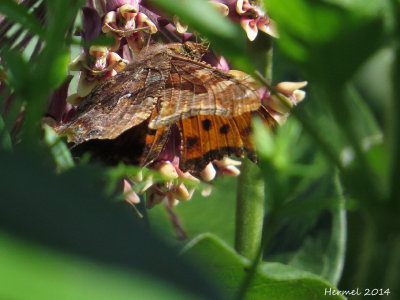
147,129,157,135
219,124,229,134
201,119,212,131
186,137,199,150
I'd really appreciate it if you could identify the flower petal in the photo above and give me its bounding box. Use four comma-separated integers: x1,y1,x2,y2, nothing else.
275,81,308,95
200,162,217,182
240,18,258,41
257,17,279,38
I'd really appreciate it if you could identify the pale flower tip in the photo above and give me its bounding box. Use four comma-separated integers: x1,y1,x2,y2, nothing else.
294,90,306,103
123,179,141,204
201,185,212,197
137,13,158,34
108,52,128,72
276,81,308,94
89,45,109,57
241,19,258,41
103,11,117,33
220,157,242,167
173,15,188,34
66,93,84,106
125,190,141,204
200,162,217,182
273,114,289,125
157,161,179,179
258,18,279,38
223,165,241,177
172,183,191,202
209,1,229,16
236,0,246,15
119,4,138,17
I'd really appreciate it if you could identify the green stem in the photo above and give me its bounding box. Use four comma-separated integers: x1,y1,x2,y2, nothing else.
330,169,347,285
234,41,273,299
234,159,265,260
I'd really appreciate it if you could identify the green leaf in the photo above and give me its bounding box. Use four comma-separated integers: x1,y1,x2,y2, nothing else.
0,0,45,38
0,49,31,98
0,231,202,300
265,0,384,86
182,234,345,300
0,115,12,150
253,117,346,285
43,124,74,171
34,46,70,91
279,191,346,286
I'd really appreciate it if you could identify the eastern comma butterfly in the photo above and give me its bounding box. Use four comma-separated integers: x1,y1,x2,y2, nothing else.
55,42,275,173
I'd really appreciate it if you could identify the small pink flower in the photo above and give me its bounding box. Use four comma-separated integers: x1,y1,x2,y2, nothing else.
102,3,157,52
259,81,307,124
211,0,278,41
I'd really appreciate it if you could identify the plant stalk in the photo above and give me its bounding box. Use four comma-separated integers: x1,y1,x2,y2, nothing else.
234,159,265,260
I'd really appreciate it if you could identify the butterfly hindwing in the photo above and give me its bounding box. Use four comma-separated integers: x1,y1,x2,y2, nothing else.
178,113,257,172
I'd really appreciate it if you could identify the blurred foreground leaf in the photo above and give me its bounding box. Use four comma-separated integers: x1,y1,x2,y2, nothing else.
0,231,201,300
0,0,44,38
0,146,222,300
182,234,345,300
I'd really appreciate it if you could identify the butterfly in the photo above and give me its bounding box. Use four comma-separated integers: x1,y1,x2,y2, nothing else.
55,42,275,173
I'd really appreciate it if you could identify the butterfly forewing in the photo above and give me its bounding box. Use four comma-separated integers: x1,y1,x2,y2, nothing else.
148,58,261,129
55,50,172,144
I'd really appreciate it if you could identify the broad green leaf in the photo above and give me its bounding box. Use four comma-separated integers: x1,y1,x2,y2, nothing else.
0,231,201,300
182,234,345,300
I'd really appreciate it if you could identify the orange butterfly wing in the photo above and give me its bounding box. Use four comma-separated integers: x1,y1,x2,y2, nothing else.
177,112,257,172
